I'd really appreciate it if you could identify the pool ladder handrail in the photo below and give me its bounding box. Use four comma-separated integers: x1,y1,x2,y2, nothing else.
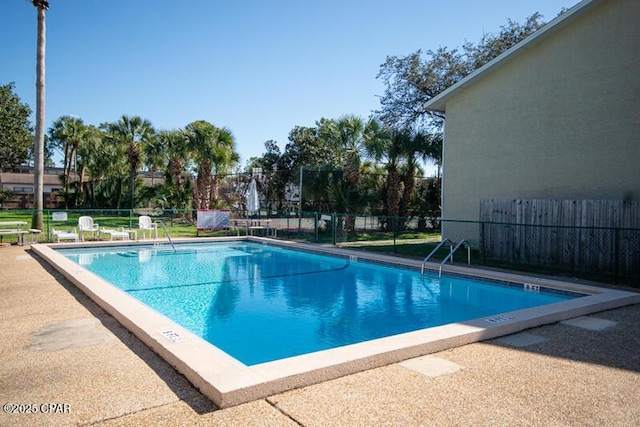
421,238,453,275
438,240,471,277
155,219,175,251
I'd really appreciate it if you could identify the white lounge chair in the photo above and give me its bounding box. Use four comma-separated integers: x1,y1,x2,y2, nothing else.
78,216,99,241
52,228,79,243
100,227,130,240
138,215,158,239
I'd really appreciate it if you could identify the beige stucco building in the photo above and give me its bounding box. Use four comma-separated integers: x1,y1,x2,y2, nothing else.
425,0,640,228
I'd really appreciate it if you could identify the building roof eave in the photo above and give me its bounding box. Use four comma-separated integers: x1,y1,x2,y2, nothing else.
424,0,601,114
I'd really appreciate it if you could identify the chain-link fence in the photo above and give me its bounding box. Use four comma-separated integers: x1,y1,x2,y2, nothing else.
210,170,440,220
1,208,638,284
273,213,639,284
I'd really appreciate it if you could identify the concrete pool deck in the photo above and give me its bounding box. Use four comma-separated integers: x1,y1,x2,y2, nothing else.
1,243,640,425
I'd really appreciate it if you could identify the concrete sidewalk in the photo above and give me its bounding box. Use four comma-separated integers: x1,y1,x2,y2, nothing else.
1,244,639,426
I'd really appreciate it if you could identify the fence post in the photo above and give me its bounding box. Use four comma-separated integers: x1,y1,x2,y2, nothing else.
480,221,486,265
332,213,336,246
614,227,619,284
286,207,290,234
392,216,397,253
46,209,50,241
314,212,318,243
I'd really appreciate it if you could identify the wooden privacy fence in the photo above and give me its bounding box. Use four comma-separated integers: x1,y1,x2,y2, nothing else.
479,199,640,279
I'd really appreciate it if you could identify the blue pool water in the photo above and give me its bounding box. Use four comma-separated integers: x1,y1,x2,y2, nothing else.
58,242,580,365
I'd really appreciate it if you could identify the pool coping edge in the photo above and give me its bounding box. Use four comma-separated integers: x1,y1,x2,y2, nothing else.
30,238,640,408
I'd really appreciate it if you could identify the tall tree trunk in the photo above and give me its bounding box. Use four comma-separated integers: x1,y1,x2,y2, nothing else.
63,144,70,191
212,174,220,202
174,162,185,188
78,164,86,200
196,159,212,210
128,141,140,208
399,163,416,218
385,164,401,231
344,156,360,234
32,4,46,230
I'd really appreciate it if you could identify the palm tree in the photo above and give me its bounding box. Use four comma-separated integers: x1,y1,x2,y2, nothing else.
157,129,192,210
105,115,155,208
318,115,371,233
186,121,239,210
398,131,429,219
210,127,239,204
75,125,102,203
31,0,49,230
185,120,219,210
85,126,129,208
364,127,407,230
48,116,91,196
144,132,167,187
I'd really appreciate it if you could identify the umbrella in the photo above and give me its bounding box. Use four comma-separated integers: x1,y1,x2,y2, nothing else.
246,178,260,216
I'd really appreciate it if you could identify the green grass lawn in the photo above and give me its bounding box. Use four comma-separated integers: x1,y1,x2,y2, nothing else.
0,211,226,243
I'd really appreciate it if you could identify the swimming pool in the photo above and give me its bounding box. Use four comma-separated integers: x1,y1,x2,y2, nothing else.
32,237,640,407
57,242,579,365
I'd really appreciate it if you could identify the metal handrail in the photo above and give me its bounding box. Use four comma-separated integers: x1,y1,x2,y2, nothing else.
421,238,453,274
438,240,471,277
155,220,175,251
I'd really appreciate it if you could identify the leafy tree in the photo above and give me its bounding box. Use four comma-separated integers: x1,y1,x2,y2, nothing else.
249,140,288,213
375,13,545,168
0,189,15,207
282,125,331,173
0,82,32,171
465,13,545,71
280,125,335,212
377,47,463,127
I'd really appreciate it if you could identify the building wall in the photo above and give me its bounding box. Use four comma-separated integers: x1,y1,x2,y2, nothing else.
1,171,64,194
0,168,164,209
442,0,640,225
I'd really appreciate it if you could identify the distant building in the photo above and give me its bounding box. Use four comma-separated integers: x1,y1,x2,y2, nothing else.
0,166,164,209
0,167,65,209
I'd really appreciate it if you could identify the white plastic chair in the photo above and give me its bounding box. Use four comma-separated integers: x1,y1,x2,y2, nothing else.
78,216,99,241
138,215,158,239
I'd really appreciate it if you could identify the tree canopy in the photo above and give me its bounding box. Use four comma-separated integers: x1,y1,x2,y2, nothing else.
0,82,33,171
375,13,545,129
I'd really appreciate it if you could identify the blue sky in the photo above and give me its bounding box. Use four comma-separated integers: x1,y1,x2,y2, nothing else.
2,0,579,174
